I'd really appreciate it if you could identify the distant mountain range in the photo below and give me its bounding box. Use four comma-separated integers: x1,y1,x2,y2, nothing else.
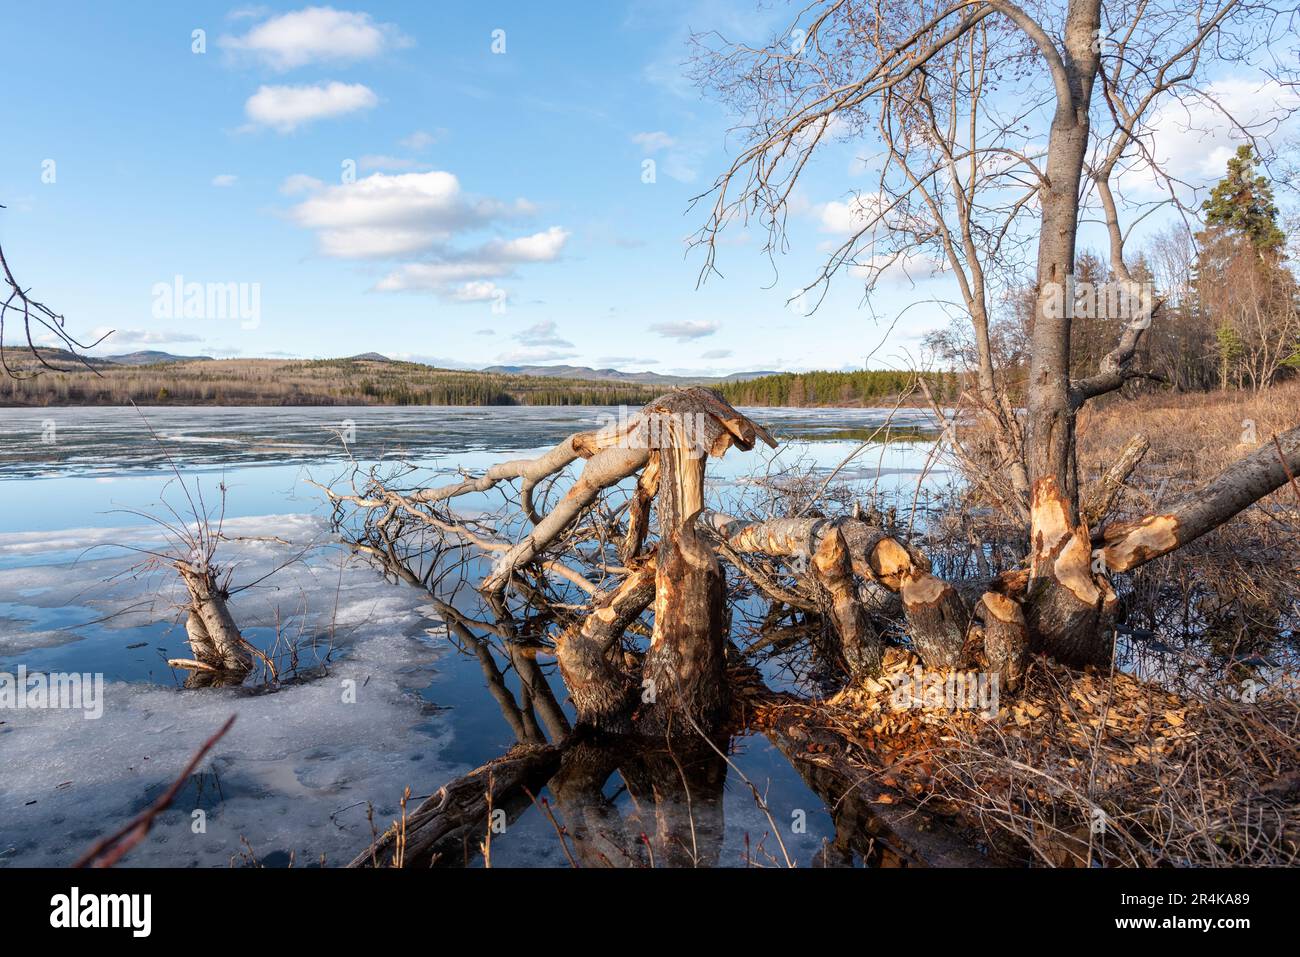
481,364,779,386
104,350,216,366
30,349,777,386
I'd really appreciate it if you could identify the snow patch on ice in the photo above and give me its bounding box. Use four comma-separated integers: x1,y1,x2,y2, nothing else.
0,514,461,868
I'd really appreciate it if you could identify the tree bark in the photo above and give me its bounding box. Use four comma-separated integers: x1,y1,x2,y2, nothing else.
639,427,728,735
556,562,656,732
174,561,251,675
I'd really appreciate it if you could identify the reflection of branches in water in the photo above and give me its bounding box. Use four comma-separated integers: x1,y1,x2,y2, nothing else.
345,539,763,868
318,393,1009,866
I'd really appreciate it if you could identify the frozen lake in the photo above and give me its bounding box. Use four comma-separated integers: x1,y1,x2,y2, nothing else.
0,405,944,867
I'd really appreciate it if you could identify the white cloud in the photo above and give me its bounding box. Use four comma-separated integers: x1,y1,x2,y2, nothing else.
400,130,438,150
245,82,377,132
649,320,720,341
279,173,324,195
451,281,506,303
496,346,579,363
290,170,535,258
817,193,889,235
321,226,445,259
220,7,409,71
481,226,569,263
632,131,676,153
285,170,567,303
1121,78,1300,199
211,174,238,187
700,348,732,359
514,319,572,347
371,226,569,297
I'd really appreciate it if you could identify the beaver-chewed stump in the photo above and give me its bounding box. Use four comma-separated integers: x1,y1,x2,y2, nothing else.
555,389,773,737
167,560,252,688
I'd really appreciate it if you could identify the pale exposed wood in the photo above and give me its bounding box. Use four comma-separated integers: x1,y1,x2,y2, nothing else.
641,417,728,734
620,452,659,562
175,561,251,674
1026,478,1117,666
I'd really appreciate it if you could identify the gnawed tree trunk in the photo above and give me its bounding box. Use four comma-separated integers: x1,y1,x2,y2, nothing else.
621,453,660,562
170,561,251,684
639,418,729,735
812,525,883,675
978,591,1029,691
1024,478,1118,666
899,570,970,668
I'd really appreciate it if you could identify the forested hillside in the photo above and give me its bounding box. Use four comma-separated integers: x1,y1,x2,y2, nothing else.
719,369,959,406
0,356,659,407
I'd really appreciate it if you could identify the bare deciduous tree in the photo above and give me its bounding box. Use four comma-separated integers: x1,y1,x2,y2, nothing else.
687,0,1300,667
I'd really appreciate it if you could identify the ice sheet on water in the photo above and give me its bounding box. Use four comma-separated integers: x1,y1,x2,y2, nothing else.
0,514,461,868
0,618,88,654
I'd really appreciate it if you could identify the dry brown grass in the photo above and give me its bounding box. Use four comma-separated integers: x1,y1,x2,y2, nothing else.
1078,381,1300,494
1075,386,1300,675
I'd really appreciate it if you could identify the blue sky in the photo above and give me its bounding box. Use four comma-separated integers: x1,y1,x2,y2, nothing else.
1,2,1288,376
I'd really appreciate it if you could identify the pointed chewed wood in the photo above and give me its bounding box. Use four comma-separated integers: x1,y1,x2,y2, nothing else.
1025,479,1116,666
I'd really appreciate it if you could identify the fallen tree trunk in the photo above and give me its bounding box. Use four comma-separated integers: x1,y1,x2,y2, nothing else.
347,744,563,868
1100,422,1300,572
